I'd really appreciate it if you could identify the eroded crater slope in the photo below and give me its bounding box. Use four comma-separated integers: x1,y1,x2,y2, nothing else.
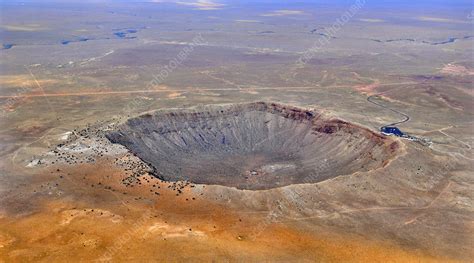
106,102,399,190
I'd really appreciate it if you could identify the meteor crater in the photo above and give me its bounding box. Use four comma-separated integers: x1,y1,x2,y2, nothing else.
106,102,399,190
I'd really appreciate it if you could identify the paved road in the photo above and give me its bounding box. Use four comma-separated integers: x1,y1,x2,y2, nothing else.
367,94,410,127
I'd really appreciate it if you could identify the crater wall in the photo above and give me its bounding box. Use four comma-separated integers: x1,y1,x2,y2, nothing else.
106,102,399,190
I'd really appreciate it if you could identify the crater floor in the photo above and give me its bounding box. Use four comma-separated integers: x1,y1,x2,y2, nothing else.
106,102,399,190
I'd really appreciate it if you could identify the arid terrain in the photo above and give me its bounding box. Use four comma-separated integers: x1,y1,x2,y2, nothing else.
0,0,473,262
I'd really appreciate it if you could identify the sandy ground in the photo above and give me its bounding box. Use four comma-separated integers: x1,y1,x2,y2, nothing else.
1,1,473,261
0,159,461,262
